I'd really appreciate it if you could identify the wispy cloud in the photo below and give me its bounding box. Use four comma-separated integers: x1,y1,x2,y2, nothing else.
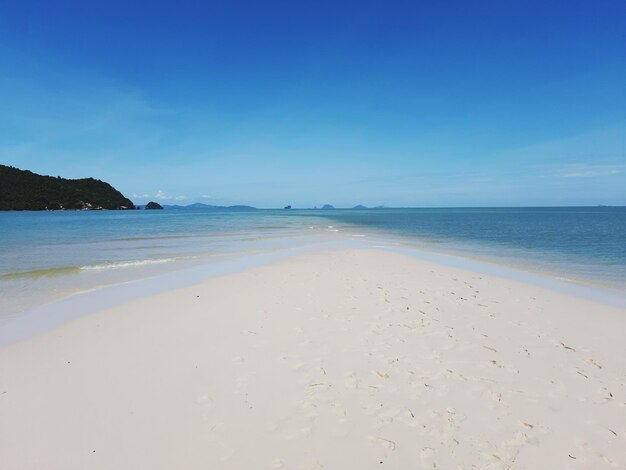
557,163,624,178
154,190,170,200
152,190,187,201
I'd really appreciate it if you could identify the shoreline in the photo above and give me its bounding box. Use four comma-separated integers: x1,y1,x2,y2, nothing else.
2,236,626,348
2,208,625,329
0,248,624,468
344,226,626,294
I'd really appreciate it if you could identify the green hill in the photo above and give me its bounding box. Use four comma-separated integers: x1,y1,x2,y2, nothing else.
0,165,135,211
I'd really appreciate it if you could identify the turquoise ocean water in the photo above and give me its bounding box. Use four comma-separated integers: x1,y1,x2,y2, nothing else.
1,207,625,322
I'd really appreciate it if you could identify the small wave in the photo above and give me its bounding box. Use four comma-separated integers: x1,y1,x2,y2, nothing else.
112,234,202,242
0,266,82,280
0,258,181,280
80,258,176,271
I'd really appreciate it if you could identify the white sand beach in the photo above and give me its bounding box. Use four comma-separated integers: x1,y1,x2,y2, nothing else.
0,248,624,469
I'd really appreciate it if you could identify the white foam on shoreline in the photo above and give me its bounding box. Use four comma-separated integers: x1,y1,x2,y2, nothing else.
80,258,177,271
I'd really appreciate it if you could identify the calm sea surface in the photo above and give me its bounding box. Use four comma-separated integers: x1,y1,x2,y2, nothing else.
1,207,625,320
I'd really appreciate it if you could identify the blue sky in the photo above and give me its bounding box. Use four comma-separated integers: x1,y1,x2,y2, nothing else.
1,0,624,207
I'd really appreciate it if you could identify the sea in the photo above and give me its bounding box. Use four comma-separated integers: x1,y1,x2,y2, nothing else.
1,207,625,328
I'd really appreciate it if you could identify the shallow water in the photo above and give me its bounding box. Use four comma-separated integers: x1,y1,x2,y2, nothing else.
0,207,624,320
311,207,626,289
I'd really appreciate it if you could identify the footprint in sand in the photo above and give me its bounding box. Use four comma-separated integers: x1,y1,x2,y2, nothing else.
396,408,419,427
297,459,324,470
344,371,359,389
269,458,285,468
419,447,437,468
330,403,347,418
195,394,216,421
480,431,532,468
427,408,460,445
375,406,399,427
598,387,614,401
376,437,397,452
284,426,312,441
306,382,332,398
585,358,603,369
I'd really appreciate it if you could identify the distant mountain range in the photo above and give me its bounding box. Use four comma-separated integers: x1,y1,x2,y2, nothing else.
161,202,258,211
314,204,382,210
0,165,135,211
158,203,383,210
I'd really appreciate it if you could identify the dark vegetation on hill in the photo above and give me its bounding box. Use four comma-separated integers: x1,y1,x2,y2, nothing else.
145,201,164,210
0,165,135,211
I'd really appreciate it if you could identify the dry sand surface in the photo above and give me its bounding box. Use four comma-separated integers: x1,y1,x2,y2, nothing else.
0,249,625,469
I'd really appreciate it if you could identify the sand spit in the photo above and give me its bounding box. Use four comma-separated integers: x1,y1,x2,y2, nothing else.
0,249,624,469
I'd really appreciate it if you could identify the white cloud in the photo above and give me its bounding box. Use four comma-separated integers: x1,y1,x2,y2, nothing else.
154,190,171,200
150,191,186,201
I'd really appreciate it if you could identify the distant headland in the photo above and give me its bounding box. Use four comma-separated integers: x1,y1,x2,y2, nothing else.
0,165,135,211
